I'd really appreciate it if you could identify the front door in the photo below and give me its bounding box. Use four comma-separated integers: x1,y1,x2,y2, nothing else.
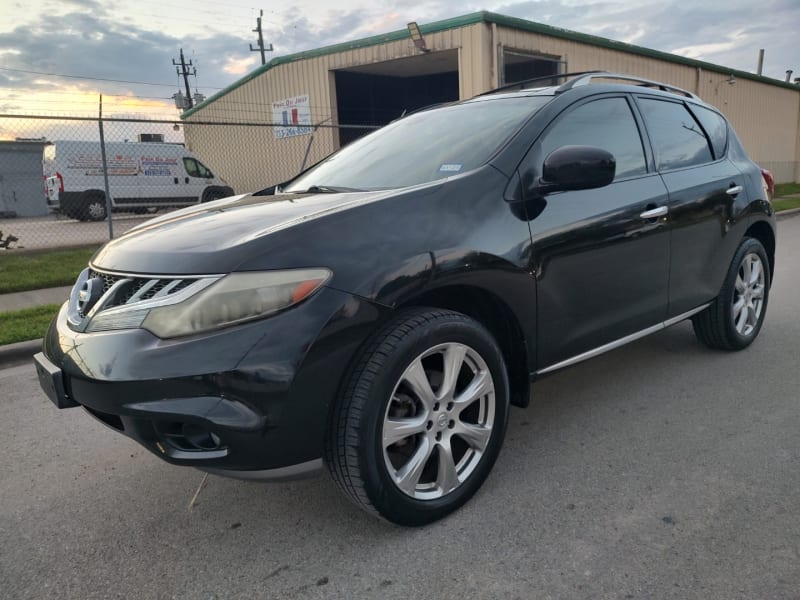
524,95,671,369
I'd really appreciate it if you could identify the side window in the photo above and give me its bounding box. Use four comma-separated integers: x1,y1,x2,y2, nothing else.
691,105,728,159
195,160,212,178
538,97,647,180
638,98,713,170
183,157,200,177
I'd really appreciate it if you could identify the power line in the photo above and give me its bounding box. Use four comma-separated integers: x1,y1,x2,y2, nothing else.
0,67,223,89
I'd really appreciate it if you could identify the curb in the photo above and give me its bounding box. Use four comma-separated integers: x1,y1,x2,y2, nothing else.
776,207,800,220
0,339,42,368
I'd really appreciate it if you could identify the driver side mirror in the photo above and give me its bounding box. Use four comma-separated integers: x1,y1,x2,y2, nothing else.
533,145,616,196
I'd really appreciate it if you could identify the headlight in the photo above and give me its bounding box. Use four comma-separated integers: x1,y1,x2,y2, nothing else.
140,268,331,339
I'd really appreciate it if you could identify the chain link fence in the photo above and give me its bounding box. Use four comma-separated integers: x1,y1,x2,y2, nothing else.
0,112,798,254
0,114,377,252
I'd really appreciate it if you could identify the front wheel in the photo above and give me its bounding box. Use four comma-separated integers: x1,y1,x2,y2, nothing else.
325,309,509,526
693,237,770,350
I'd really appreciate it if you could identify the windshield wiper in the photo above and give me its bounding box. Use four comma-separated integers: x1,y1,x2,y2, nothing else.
296,185,365,194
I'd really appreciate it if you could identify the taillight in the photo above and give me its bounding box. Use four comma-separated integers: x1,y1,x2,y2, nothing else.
760,168,774,199
56,172,64,193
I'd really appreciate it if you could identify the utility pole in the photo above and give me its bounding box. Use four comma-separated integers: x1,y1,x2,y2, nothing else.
249,10,273,65
172,48,196,109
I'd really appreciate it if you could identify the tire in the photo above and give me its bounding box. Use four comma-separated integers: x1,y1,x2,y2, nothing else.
82,194,107,221
692,237,770,351
325,308,510,526
202,190,225,203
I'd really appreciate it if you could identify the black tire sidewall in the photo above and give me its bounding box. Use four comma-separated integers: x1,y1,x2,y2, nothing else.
356,314,510,525
721,238,770,349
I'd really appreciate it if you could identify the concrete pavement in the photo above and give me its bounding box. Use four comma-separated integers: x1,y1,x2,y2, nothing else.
0,285,71,312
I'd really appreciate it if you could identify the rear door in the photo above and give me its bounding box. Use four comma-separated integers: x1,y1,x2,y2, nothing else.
527,95,671,369
635,97,745,317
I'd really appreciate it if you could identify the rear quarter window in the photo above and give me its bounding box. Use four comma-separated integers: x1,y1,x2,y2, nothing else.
690,105,728,159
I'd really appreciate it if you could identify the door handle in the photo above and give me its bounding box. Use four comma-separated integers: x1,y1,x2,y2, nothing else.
185,177,190,184
639,206,668,219
726,185,743,196
173,177,178,184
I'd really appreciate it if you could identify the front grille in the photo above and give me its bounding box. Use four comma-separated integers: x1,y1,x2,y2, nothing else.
88,268,200,309
68,266,220,332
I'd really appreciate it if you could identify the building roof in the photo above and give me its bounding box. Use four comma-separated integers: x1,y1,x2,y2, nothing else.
182,10,799,119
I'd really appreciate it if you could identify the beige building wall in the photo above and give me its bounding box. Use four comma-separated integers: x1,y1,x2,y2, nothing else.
185,18,800,191
492,24,800,182
184,24,486,193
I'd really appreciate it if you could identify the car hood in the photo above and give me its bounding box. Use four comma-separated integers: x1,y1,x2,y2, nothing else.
91,189,397,274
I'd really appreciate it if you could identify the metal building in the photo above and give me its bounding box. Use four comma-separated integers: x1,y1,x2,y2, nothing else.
0,139,48,218
182,11,800,193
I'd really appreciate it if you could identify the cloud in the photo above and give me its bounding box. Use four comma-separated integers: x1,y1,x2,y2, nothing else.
0,11,258,98
223,56,258,76
489,0,800,79
1,0,798,121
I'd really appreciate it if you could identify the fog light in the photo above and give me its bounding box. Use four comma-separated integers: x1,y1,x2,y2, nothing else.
156,421,225,452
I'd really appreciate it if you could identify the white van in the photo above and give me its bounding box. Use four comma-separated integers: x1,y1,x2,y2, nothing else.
43,141,234,221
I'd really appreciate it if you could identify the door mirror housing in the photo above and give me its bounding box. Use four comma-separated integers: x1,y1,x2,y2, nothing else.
537,145,616,194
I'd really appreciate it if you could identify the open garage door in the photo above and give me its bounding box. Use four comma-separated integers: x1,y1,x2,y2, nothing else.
334,50,459,147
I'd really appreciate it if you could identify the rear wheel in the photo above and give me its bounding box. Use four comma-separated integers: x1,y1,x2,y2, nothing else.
692,237,770,350
82,194,107,221
325,308,509,526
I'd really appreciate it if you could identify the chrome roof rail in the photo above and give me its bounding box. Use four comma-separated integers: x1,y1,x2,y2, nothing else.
557,71,699,99
477,71,606,96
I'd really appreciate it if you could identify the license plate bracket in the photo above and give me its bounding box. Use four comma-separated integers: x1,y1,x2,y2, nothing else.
34,352,78,409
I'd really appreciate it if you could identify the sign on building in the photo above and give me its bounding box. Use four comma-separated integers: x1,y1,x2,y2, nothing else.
272,94,313,139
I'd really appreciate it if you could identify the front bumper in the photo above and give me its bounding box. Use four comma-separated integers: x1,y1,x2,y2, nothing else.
38,286,388,476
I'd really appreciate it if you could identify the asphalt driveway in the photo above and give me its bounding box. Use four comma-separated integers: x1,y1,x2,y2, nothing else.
2,215,799,599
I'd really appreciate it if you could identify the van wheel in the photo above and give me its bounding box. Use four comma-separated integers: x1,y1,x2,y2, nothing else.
325,308,509,526
83,194,107,221
202,190,225,203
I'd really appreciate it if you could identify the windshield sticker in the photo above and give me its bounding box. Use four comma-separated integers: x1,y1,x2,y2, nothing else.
439,163,463,173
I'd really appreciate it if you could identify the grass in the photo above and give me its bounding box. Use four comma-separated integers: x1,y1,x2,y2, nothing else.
772,196,800,212
0,304,60,345
0,182,797,298
0,246,97,294
775,182,800,197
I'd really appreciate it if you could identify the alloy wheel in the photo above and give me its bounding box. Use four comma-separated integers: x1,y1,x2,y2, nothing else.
382,342,495,500
732,252,765,337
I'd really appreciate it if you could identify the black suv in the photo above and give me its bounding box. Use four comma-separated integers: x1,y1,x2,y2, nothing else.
35,72,776,525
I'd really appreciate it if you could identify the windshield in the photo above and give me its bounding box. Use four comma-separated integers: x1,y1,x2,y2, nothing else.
283,96,549,192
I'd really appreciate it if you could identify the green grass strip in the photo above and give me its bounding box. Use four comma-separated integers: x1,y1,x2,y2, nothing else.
773,196,800,212
0,246,96,294
0,304,60,345
774,183,800,197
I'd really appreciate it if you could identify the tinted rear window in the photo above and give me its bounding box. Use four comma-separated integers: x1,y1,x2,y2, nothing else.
638,98,713,170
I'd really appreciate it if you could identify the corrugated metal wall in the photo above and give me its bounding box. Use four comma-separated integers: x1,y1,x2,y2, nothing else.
494,25,800,182
185,20,800,192
184,24,486,193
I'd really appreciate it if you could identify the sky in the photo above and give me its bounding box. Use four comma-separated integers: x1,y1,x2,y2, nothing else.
0,0,798,126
